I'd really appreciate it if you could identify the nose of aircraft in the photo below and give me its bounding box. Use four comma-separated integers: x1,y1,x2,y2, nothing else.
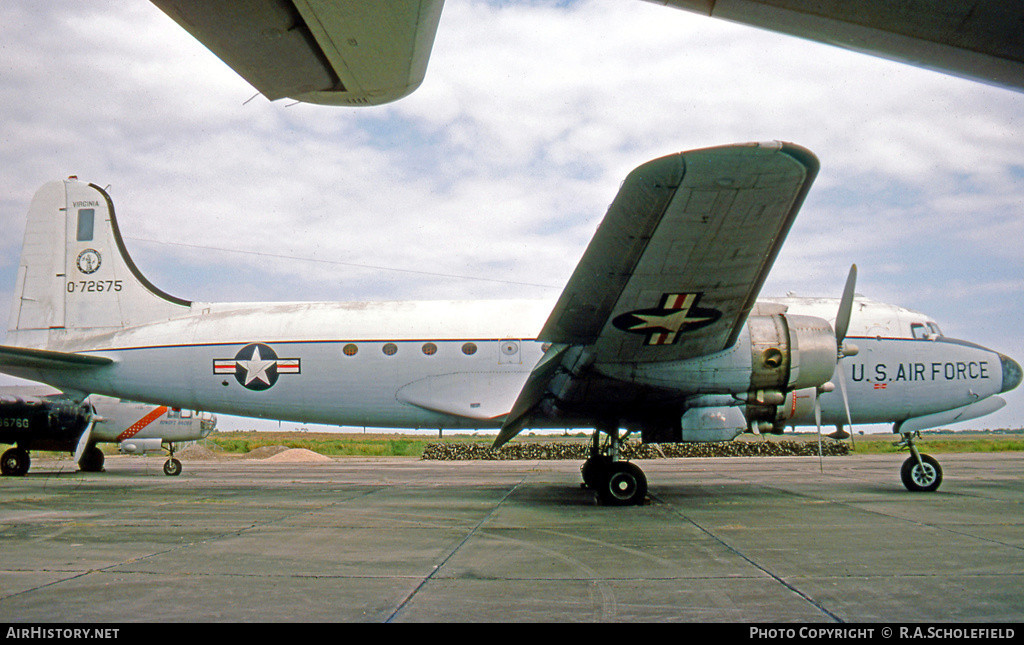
1000,353,1023,393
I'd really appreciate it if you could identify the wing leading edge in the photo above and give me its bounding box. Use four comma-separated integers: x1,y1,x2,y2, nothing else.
495,141,819,447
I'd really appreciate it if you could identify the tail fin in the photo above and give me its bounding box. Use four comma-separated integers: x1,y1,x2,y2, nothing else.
7,178,191,347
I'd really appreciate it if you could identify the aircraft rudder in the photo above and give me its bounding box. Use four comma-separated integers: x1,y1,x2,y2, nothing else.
8,178,192,345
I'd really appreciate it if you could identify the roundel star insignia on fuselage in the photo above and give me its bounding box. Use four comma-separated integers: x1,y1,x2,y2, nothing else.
213,343,301,391
612,293,722,346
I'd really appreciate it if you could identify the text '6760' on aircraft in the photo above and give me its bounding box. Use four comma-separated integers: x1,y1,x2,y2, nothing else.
1,142,1020,504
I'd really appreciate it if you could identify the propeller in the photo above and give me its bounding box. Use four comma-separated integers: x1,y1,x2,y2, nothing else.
71,399,97,469
834,264,858,447
815,264,859,470
72,417,95,466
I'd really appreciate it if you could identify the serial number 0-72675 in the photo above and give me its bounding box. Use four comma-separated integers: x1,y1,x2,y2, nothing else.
66,280,123,293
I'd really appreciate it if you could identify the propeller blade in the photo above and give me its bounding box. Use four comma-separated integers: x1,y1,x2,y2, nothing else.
72,418,95,465
835,264,857,345
814,389,823,473
836,362,855,448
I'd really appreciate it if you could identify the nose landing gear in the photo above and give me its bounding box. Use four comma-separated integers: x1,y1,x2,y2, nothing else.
896,430,943,492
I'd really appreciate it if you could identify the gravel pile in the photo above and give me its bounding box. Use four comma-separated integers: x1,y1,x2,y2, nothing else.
421,440,849,461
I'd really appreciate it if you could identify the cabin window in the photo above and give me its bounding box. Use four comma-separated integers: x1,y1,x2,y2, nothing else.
421,342,437,355
77,209,95,241
343,343,358,356
382,343,398,356
461,342,477,355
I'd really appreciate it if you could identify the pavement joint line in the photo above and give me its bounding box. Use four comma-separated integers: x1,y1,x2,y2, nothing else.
384,473,529,623
650,490,846,623
0,487,382,603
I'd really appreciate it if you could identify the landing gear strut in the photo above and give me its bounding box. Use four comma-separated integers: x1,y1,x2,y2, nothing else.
896,430,943,492
580,424,648,506
162,442,182,476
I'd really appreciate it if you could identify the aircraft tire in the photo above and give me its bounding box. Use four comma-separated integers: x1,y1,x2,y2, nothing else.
596,461,648,506
78,445,105,473
900,453,942,492
1,447,30,476
163,458,182,477
580,455,611,489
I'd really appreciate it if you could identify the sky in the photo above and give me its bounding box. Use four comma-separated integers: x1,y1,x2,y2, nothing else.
1,0,1022,434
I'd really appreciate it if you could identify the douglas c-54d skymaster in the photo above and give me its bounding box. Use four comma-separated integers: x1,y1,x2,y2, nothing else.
1,142,1019,504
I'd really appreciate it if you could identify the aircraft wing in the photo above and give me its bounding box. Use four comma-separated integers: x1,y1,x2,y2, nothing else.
656,0,1024,92
495,141,818,447
149,0,444,106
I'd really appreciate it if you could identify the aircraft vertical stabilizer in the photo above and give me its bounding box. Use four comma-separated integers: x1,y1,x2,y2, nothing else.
7,179,191,349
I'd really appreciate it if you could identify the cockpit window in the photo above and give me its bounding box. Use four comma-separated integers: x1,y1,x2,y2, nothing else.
911,322,943,339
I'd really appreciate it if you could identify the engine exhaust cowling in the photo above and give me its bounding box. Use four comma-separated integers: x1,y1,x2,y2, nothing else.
747,314,836,391
744,314,836,431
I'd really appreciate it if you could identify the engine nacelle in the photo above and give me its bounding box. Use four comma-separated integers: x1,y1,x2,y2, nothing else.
743,314,836,432
0,395,92,447
746,314,837,392
679,407,747,442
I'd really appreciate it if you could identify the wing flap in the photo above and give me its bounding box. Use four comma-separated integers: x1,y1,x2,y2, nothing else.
494,344,570,448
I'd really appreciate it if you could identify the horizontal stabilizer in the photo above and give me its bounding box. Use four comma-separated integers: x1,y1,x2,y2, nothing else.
0,345,113,371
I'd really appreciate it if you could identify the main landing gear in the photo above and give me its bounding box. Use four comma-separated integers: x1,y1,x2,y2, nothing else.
896,430,943,492
1,447,30,476
78,444,105,472
580,424,648,506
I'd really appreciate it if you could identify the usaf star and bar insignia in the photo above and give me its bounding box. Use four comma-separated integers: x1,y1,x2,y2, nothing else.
612,292,722,345
214,343,300,391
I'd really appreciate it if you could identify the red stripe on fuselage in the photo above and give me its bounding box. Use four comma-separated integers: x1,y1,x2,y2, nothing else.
117,406,169,441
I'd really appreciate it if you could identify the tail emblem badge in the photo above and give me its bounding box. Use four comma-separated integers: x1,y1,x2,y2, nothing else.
76,249,101,274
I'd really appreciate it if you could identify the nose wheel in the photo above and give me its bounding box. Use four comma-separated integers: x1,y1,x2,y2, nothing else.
897,431,943,492
162,443,183,476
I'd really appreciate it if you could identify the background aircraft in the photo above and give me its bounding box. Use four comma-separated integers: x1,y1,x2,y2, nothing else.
0,143,1018,503
147,0,1024,107
0,387,216,477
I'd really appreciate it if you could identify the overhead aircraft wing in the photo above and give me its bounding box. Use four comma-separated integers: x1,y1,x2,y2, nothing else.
655,0,1024,92
495,141,818,447
150,0,445,106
